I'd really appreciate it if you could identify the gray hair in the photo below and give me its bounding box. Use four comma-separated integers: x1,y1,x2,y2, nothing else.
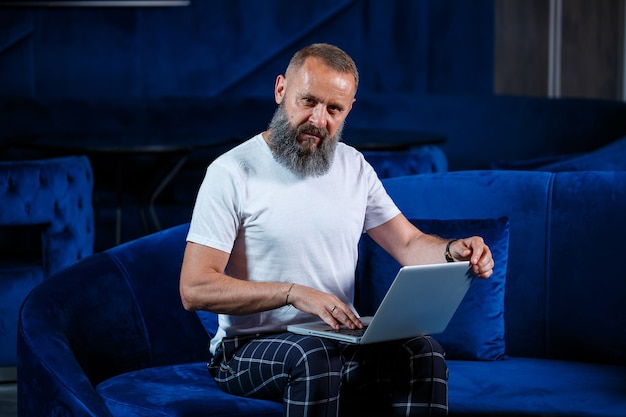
286,43,359,92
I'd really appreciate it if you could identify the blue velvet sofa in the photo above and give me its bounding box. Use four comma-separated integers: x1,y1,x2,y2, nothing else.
17,169,626,416
0,155,94,380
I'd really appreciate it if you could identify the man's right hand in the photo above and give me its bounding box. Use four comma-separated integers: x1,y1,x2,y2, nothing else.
286,284,363,331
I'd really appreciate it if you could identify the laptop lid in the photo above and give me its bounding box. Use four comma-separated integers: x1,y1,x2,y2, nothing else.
287,261,473,344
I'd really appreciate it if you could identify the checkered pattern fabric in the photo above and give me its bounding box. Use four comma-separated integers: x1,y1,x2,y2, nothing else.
209,332,448,416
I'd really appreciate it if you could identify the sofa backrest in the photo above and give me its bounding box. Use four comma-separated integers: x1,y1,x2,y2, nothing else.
379,170,626,365
0,155,94,277
545,172,626,363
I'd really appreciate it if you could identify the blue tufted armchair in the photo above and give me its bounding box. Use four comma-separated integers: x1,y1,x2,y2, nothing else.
0,155,94,380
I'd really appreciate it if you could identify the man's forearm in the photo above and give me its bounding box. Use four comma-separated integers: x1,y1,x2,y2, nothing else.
180,272,292,314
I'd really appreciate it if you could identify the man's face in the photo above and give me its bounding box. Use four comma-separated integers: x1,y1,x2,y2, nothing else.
267,103,342,177
267,57,356,177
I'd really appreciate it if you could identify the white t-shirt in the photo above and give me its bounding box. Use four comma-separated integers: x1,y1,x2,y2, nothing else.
187,133,400,353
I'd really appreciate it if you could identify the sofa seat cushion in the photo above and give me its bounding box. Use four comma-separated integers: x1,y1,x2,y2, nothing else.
448,358,626,416
96,362,282,417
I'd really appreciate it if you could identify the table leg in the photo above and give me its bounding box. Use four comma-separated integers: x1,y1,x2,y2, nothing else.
139,151,191,233
115,158,123,246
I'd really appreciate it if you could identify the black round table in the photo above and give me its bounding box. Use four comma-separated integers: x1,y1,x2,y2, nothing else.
8,134,240,248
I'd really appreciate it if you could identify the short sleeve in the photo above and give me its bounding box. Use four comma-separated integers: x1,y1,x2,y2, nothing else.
187,160,242,253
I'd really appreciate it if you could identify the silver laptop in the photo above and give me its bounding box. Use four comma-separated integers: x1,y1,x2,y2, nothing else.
287,261,473,344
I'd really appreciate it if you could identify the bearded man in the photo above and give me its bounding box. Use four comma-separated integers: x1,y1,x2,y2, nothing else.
180,43,493,417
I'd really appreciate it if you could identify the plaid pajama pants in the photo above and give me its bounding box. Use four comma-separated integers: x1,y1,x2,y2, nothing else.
208,332,448,417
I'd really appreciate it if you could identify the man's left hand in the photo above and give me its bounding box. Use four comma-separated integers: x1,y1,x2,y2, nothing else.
450,237,494,278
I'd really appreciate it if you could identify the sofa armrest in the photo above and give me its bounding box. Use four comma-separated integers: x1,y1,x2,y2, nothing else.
17,254,135,416
17,224,211,415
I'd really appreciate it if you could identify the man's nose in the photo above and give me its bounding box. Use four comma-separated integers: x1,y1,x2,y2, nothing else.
308,105,328,129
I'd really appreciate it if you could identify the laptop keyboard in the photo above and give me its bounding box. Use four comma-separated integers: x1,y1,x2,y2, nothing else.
326,326,367,337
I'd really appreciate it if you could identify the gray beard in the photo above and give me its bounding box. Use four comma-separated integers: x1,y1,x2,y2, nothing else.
266,105,343,177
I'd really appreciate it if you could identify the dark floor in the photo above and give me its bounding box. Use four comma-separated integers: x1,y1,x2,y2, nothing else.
0,383,17,417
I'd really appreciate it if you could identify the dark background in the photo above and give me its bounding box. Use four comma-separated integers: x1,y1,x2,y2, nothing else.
0,0,494,99
1,0,624,250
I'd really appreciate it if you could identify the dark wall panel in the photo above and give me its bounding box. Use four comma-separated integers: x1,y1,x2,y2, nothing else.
0,13,36,96
561,0,622,100
494,0,549,96
0,0,495,100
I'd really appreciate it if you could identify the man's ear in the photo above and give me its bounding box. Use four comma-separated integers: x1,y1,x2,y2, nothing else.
347,97,356,114
274,74,286,104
